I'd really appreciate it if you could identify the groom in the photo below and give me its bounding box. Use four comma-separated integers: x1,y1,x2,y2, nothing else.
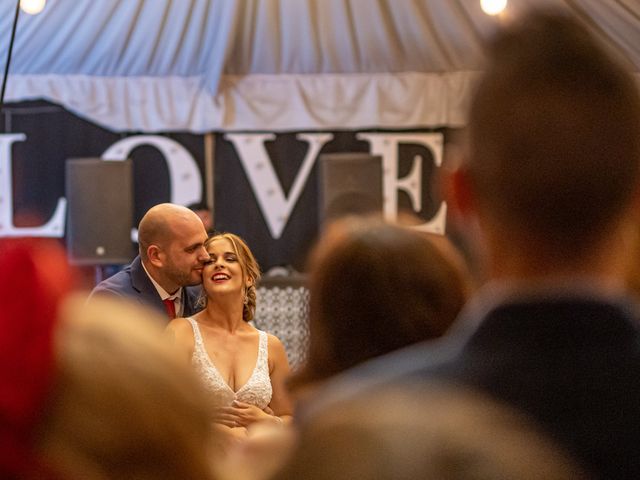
90,203,210,320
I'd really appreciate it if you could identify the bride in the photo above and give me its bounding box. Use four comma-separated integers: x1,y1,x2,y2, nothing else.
166,232,293,437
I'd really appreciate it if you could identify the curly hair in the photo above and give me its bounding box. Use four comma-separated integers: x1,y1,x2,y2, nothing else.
203,233,261,322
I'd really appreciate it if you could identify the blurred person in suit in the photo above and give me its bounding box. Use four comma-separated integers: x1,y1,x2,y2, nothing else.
305,10,640,479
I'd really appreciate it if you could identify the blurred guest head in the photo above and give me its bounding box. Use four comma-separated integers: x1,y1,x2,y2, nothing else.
273,385,590,480
451,10,640,278
291,216,472,391
0,239,73,479
188,201,214,233
36,296,216,480
0,239,216,480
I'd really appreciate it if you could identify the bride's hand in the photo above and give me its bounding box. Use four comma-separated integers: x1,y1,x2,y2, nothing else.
231,400,274,427
262,405,274,415
211,406,242,428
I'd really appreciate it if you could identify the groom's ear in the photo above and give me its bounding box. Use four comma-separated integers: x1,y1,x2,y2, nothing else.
147,244,164,267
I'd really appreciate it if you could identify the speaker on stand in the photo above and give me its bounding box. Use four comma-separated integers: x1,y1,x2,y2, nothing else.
65,158,135,283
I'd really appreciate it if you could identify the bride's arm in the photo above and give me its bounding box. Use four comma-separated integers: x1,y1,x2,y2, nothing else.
164,318,195,365
266,334,294,423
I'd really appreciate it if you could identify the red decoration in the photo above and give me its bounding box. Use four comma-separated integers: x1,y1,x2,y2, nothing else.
0,239,73,478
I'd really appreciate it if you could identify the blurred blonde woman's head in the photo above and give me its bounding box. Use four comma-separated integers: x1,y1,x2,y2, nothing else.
36,295,216,480
274,385,590,480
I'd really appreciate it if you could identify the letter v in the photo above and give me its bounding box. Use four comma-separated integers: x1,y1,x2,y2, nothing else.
225,133,333,239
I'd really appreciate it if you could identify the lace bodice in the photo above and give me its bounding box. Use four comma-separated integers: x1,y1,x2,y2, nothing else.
186,317,273,410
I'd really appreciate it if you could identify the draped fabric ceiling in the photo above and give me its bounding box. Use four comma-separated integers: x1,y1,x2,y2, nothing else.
1,0,639,133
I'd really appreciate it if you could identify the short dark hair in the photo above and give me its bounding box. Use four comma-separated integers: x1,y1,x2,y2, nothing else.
466,11,640,255
186,202,210,212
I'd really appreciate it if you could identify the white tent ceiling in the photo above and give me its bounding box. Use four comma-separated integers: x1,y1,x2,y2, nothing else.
0,0,638,132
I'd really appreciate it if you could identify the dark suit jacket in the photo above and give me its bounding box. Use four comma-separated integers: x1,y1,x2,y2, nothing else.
418,297,640,480
90,255,202,320
306,293,640,480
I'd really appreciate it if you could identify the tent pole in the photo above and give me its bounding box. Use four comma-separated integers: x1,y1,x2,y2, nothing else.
0,0,21,115
204,132,215,226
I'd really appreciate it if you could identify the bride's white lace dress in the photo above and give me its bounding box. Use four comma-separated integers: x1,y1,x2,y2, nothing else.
186,317,272,409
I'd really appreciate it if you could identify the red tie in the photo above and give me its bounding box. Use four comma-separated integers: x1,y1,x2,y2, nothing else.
163,298,176,319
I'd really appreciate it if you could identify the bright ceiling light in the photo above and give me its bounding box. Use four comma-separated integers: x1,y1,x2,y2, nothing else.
480,0,507,16
20,0,46,15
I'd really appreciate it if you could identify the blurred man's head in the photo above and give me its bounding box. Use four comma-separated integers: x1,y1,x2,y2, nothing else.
187,202,213,232
456,11,640,265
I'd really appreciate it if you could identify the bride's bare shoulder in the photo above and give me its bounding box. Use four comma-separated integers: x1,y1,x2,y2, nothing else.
165,317,196,348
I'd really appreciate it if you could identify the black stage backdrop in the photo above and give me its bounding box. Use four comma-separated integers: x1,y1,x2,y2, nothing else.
1,100,460,275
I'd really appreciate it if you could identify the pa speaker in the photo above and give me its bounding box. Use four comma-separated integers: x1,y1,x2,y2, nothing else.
318,153,383,225
65,159,134,265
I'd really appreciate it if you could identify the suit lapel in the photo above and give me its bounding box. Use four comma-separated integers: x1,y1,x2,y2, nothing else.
183,286,203,316
129,256,166,314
